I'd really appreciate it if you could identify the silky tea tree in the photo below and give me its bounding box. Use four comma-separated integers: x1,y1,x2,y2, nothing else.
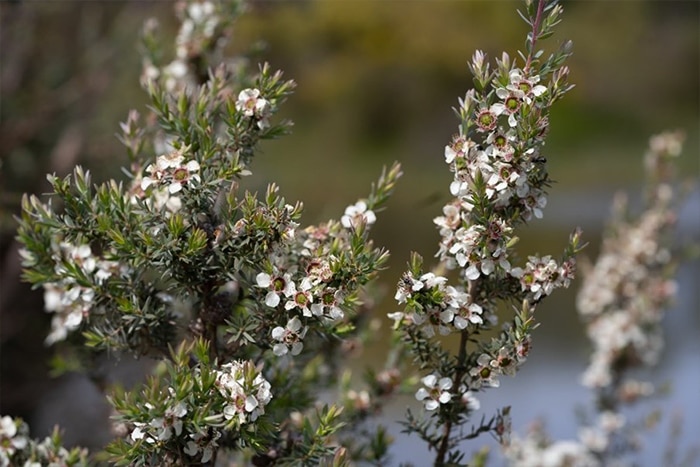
15,0,402,464
10,0,685,466
504,132,686,467
390,1,581,464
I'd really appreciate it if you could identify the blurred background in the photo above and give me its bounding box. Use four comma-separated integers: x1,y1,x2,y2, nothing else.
1,0,698,465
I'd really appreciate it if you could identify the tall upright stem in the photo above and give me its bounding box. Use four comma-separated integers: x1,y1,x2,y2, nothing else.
525,0,547,72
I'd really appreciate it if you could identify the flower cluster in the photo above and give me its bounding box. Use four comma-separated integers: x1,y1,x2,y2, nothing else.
504,427,601,467
17,0,336,459
0,416,27,466
215,361,273,424
20,1,685,466
414,372,482,415
114,342,274,465
26,241,124,345
511,254,576,302
435,205,515,278
253,184,398,361
391,2,580,463
130,389,189,444
389,271,484,337
176,1,221,59
577,411,626,454
505,411,626,467
135,148,201,214
18,0,402,456
437,54,573,286
505,132,684,467
141,149,201,194
0,416,87,467
141,0,231,92
394,16,575,352
577,131,683,389
256,260,347,325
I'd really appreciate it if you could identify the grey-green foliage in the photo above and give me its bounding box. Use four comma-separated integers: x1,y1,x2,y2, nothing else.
16,0,402,464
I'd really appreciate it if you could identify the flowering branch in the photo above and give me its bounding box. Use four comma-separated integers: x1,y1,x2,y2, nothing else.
15,0,402,464
0,416,88,467
389,0,580,464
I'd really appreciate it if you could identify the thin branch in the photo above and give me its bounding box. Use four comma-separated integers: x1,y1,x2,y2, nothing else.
525,0,547,72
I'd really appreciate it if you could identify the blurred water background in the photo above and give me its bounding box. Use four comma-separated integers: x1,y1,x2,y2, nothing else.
1,1,698,465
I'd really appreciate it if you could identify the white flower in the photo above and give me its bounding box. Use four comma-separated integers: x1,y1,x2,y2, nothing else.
453,302,483,329
394,272,424,303
142,151,200,193
150,187,182,213
0,416,27,460
184,430,220,464
474,105,503,132
164,60,188,79
129,423,156,444
42,280,94,346
419,272,447,288
216,361,273,424
236,88,260,116
188,1,215,24
415,374,453,410
142,151,183,189
271,317,307,356
130,425,146,441
506,69,548,104
0,416,17,440
489,347,517,376
465,264,481,280
460,389,481,411
310,288,344,319
341,200,376,229
66,243,96,273
445,135,477,164
168,160,200,193
256,271,294,308
150,394,188,442
236,88,270,128
469,353,500,389
160,60,190,91
284,278,314,317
